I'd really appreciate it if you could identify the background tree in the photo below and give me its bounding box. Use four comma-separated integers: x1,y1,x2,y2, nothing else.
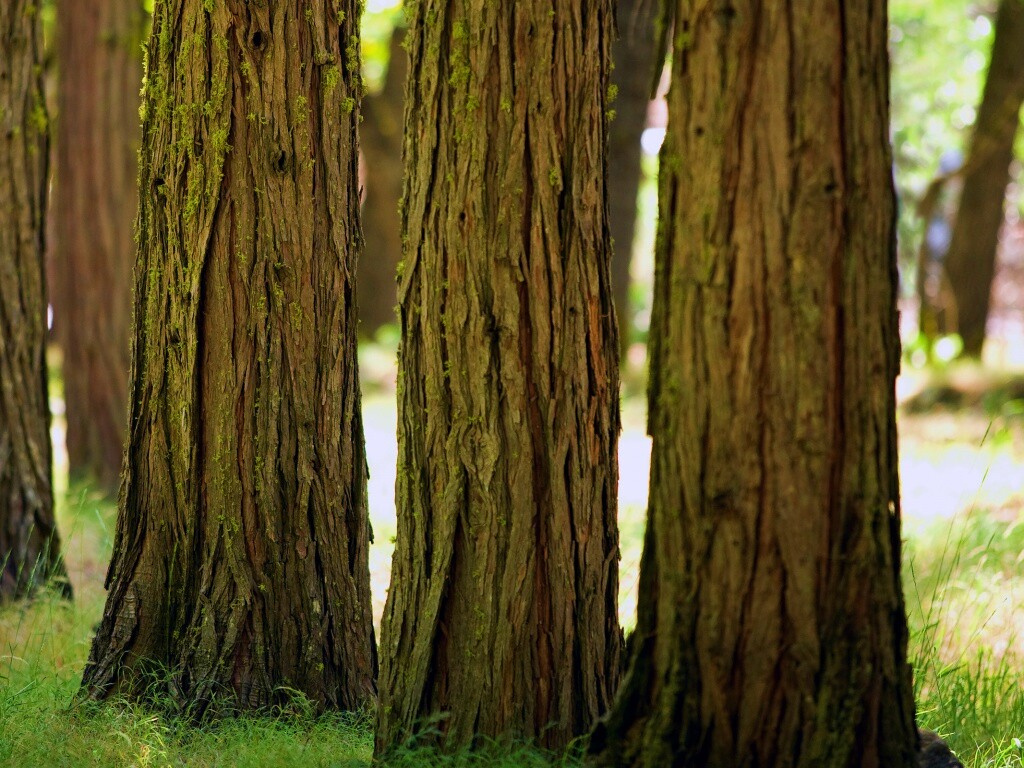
359,23,406,338
80,0,376,713
376,0,621,754
0,0,70,601
944,0,1024,358
50,0,145,491
589,1,919,765
607,0,657,351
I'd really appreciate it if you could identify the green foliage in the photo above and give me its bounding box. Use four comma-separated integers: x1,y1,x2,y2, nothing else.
905,331,966,368
361,0,403,91
891,0,993,189
889,0,1020,288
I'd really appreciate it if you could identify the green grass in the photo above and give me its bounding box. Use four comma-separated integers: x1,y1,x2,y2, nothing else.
0,484,580,768
907,511,1024,766
0,487,375,768
4,389,1024,765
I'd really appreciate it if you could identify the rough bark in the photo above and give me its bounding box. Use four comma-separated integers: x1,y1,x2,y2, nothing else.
376,0,621,754
359,24,406,338
589,2,918,767
608,0,657,350
0,0,70,601
51,0,144,491
80,0,376,714
944,0,1024,357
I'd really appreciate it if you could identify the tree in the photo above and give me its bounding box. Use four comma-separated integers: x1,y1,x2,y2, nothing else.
0,0,70,601
944,0,1024,358
80,0,376,713
589,2,919,766
50,0,145,491
607,0,658,350
376,0,621,754
359,23,406,338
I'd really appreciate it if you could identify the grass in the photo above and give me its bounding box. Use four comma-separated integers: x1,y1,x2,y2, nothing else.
899,369,1024,766
0,487,375,767
3,377,1024,765
907,512,1024,766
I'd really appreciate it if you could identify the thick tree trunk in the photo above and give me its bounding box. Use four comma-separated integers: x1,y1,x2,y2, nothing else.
359,25,406,338
51,0,144,491
0,0,70,601
608,0,657,350
944,0,1024,358
376,1,621,754
80,0,376,714
589,2,918,767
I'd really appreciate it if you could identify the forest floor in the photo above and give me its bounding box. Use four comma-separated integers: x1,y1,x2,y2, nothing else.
1,360,1024,766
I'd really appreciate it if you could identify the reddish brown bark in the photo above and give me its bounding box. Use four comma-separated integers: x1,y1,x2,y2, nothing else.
81,0,375,713
359,24,406,338
608,0,657,349
376,0,621,755
0,0,70,601
590,2,918,766
51,0,144,490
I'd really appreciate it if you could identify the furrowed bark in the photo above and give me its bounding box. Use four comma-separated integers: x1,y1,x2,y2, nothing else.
377,0,621,754
590,2,918,766
0,0,70,602
81,0,375,714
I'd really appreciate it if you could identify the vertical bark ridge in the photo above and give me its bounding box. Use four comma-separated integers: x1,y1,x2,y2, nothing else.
81,0,375,714
590,1,917,766
0,0,70,601
377,0,621,754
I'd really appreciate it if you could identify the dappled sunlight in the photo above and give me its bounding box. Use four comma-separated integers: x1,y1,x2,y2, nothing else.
899,365,1024,534
11,359,1024,765
901,431,1024,528
357,365,1024,636
2,0,1021,760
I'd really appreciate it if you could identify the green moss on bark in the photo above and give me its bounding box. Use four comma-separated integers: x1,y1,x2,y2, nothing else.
81,0,375,715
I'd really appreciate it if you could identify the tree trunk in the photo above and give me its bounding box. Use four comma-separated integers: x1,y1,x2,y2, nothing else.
359,24,406,338
608,0,657,351
0,0,70,601
50,0,144,491
80,0,376,714
944,0,1024,358
376,1,621,754
589,2,918,767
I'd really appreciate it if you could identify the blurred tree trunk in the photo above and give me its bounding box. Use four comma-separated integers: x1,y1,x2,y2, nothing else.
608,0,657,351
914,170,961,346
376,0,621,755
51,0,144,491
945,0,1024,358
359,25,406,338
80,0,375,714
589,2,918,766
0,0,70,601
